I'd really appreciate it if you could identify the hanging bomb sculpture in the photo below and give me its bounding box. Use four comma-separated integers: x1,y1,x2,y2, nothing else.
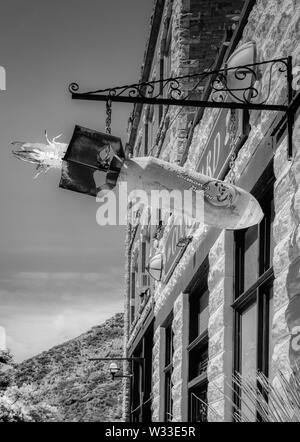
12,125,263,230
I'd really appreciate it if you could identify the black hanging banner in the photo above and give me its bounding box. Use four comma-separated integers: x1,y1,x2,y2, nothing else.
59,125,124,196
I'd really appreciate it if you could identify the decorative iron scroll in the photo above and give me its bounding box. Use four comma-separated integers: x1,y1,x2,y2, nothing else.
68,56,296,159
69,77,183,100
211,58,290,105
69,57,291,107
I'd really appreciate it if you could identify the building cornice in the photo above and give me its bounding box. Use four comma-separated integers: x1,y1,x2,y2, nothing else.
128,0,166,149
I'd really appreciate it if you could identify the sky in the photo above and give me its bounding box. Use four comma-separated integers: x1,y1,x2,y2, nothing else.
0,0,153,362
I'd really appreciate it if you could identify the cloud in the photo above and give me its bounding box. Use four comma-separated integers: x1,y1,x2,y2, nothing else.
0,244,126,276
0,270,124,361
5,302,122,362
0,270,123,301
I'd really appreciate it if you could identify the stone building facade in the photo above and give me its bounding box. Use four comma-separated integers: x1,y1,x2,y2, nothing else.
123,0,300,422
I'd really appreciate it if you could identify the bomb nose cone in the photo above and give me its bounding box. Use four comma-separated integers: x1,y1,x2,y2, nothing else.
232,190,264,230
123,157,264,230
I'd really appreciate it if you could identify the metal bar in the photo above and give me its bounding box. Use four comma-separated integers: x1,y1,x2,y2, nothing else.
89,357,144,362
71,92,287,112
114,374,133,378
270,91,300,158
70,57,288,97
288,89,300,113
287,56,294,159
130,394,153,415
287,111,294,160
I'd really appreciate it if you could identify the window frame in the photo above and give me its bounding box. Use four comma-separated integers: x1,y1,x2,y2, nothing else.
130,322,154,422
187,257,209,422
233,162,275,420
163,17,172,86
130,271,136,324
188,379,209,423
163,316,174,422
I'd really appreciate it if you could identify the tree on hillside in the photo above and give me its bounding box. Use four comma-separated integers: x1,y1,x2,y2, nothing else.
0,349,61,422
0,350,14,366
0,384,61,422
0,350,15,392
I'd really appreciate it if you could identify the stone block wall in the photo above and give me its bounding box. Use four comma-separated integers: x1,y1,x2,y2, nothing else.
207,231,235,422
171,293,189,421
126,0,300,422
232,0,300,382
160,0,244,164
151,326,163,421
184,0,300,418
272,114,300,379
151,294,189,421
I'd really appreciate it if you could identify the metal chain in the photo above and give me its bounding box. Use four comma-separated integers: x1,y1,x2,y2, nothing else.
177,172,211,197
105,98,112,134
228,109,237,185
96,98,112,170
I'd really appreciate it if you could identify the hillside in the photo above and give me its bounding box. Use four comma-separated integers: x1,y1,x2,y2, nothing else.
14,313,124,422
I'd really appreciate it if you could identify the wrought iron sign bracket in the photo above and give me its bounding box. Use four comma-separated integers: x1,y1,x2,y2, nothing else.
69,56,296,159
89,357,144,362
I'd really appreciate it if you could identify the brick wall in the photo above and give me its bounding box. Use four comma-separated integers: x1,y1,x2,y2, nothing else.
133,0,245,163
160,0,245,164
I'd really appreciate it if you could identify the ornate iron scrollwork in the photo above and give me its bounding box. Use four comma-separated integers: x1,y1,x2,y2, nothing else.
69,57,291,107
69,76,184,100
210,58,289,105
68,56,295,158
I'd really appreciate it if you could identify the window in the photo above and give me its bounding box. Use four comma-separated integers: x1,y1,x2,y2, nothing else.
130,323,154,422
141,242,146,273
148,105,156,154
159,14,172,123
189,286,209,343
188,257,209,422
164,318,174,422
130,226,151,323
233,164,275,421
189,383,208,423
130,272,136,324
134,137,142,157
243,225,259,291
144,117,149,156
163,17,172,93
130,306,135,325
